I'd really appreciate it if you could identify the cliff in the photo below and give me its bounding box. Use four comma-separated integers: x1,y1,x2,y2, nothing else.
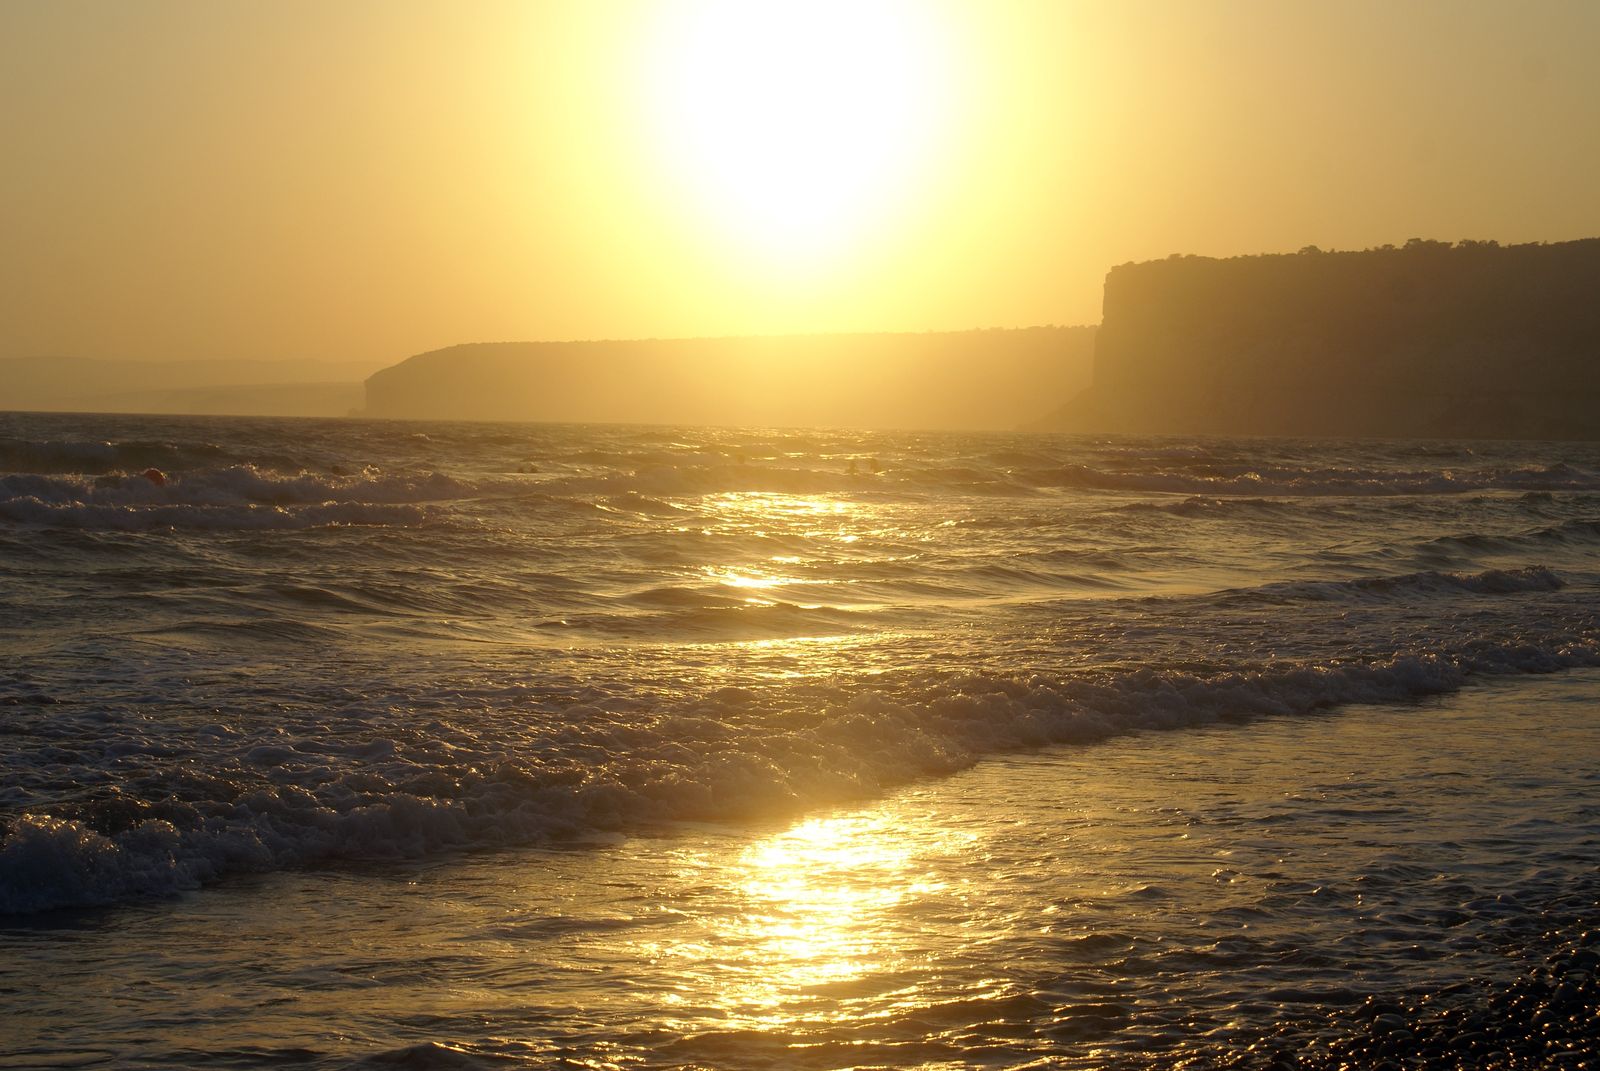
363,327,1095,431
1042,238,1600,440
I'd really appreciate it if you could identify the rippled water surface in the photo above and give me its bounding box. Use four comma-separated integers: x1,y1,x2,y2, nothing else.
2,412,1599,1067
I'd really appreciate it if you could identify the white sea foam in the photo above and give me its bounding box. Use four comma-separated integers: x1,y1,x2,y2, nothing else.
4,630,1596,914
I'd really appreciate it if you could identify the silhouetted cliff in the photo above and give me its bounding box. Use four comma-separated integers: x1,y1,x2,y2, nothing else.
364,328,1095,431
1042,239,1600,439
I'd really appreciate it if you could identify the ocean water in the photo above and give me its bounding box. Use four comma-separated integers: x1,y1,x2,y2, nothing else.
2,411,1598,1068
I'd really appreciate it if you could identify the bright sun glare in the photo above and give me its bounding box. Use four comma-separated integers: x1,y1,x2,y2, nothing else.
643,0,954,267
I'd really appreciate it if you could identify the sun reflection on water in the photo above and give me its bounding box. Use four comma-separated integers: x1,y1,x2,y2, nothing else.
736,816,925,998
634,807,981,1033
713,813,972,1030
704,491,856,523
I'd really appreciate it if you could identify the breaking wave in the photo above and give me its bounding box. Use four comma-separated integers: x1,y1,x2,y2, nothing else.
4,629,1596,914
0,435,232,475
1022,461,1600,497
0,466,497,530
5,415,1600,921
1213,566,1567,607
1421,518,1600,557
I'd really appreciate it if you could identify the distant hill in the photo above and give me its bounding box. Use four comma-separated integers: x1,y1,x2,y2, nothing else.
1038,238,1600,440
0,357,386,417
364,327,1097,431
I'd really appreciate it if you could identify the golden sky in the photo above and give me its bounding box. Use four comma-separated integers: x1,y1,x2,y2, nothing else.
2,0,1597,362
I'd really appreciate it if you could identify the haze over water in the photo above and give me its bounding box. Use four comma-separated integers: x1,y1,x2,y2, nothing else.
3,411,1599,1067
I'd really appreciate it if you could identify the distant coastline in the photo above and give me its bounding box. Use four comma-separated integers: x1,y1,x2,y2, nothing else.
362,327,1096,432
1040,238,1600,440
10,239,1598,439
0,356,384,419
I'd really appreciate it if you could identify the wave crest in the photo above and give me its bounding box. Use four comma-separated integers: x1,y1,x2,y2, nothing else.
1214,566,1566,607
4,629,1595,914
0,466,482,530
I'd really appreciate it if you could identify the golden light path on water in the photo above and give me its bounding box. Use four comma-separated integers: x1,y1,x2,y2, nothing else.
640,812,979,1032
645,478,988,1029
594,478,1109,1041
629,479,989,1025
579,486,998,1037
692,491,915,618
699,491,862,536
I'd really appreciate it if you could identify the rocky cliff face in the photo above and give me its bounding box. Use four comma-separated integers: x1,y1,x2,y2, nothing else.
1045,239,1600,439
363,327,1095,431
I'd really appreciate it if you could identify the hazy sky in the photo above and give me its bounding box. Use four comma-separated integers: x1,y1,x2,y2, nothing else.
3,0,1597,362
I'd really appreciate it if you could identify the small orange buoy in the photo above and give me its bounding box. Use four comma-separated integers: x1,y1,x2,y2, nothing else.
142,468,166,486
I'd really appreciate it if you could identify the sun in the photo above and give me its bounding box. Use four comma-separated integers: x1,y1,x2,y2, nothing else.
640,0,957,269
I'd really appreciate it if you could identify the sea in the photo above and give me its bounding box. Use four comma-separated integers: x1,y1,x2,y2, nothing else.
1,410,1597,1070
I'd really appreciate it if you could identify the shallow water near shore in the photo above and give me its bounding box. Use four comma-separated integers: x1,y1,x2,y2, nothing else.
4,671,1598,1068
3,412,1600,1066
